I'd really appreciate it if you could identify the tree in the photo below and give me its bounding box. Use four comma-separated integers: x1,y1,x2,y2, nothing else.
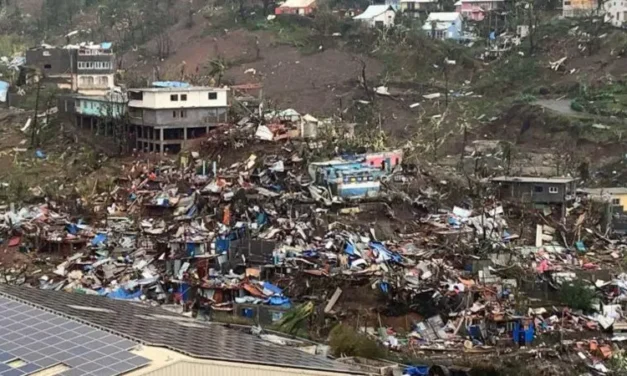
155,32,173,60
206,56,228,86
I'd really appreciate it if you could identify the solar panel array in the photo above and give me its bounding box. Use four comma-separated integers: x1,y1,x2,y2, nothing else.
0,286,362,374
0,296,150,376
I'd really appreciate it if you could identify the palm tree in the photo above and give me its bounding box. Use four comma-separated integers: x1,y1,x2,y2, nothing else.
206,56,227,86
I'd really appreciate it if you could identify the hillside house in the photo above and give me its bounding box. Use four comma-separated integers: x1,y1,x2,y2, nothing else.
128,86,229,154
579,187,627,210
491,177,576,205
25,42,115,96
423,12,463,40
400,0,438,17
563,0,598,17
353,5,396,27
454,0,504,20
604,0,627,26
275,0,316,15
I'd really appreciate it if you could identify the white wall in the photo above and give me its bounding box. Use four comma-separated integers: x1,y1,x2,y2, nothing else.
368,10,396,27
604,0,627,26
130,89,229,109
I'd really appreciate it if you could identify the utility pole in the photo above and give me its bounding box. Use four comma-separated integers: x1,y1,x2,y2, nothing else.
31,73,43,147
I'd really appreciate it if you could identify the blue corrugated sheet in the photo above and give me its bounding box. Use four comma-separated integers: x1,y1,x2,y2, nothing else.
152,81,191,88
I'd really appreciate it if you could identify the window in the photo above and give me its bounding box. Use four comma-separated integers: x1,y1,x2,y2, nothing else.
534,185,544,193
98,76,109,86
173,111,178,118
180,110,187,118
44,64,51,69
181,94,188,101
564,1,571,5
43,51,51,56
208,92,217,100
130,91,143,100
612,198,621,205
171,94,179,101
129,108,142,118
548,186,559,194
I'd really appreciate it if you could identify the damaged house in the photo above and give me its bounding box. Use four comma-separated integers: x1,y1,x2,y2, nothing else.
25,42,116,96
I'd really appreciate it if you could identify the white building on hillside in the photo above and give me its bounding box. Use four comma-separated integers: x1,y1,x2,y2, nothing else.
605,0,627,26
354,5,396,27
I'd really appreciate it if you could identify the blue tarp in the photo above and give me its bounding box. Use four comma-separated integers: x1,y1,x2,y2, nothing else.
186,243,196,257
257,212,268,226
268,296,291,307
344,242,356,255
152,81,191,88
262,282,283,295
104,288,142,300
35,150,46,159
215,238,230,252
576,241,586,252
379,281,389,294
66,224,79,235
0,81,9,103
369,241,402,263
91,233,107,246
404,366,430,376
303,249,318,258
100,42,113,49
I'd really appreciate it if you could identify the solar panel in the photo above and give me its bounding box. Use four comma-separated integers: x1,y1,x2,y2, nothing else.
0,296,150,376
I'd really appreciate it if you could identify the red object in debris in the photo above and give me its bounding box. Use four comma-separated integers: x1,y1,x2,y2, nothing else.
599,345,612,359
243,283,266,297
8,237,21,247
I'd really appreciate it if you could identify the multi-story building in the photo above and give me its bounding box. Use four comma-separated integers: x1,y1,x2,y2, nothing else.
128,86,230,153
25,42,116,95
562,0,598,17
73,43,116,95
604,0,627,26
400,0,438,17
454,0,504,20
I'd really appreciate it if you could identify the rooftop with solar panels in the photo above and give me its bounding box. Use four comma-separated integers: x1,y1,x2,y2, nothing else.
0,285,362,376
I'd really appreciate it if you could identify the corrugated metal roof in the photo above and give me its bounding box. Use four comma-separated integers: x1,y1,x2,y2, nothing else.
491,176,576,184
579,187,627,195
354,5,394,19
0,286,363,375
278,0,316,8
425,12,462,22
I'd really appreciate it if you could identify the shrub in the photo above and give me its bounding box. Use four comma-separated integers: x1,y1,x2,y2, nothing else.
560,280,597,312
328,324,386,359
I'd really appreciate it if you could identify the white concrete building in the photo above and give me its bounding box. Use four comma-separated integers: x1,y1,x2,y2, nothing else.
605,0,627,26
128,87,230,153
353,5,396,27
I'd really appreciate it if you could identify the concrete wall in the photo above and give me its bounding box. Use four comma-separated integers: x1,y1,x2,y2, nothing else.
372,9,396,27
135,359,355,376
495,182,574,204
76,98,126,118
129,89,229,109
130,107,228,126
76,54,116,74
26,49,73,76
